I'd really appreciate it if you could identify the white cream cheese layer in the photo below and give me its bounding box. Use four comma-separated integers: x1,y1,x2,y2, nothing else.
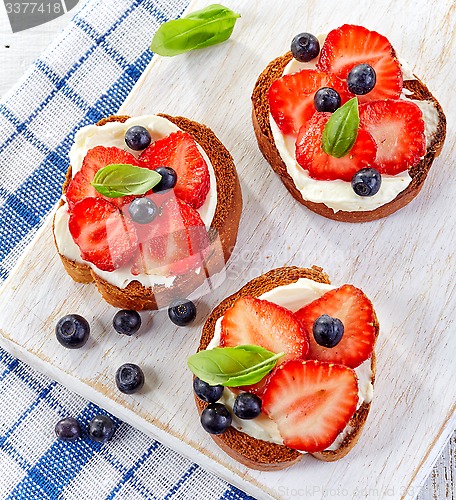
206,278,374,453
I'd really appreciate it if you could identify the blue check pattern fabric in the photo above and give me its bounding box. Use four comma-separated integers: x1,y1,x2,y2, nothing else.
0,1,253,498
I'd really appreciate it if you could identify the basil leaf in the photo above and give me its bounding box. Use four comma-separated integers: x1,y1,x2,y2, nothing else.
187,345,284,387
91,164,162,198
321,97,360,158
150,4,241,57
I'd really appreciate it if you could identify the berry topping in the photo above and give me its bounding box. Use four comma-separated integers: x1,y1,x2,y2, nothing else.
69,198,138,272
296,285,376,368
152,166,178,194
314,87,341,113
55,314,90,349
140,131,210,209
291,32,320,62
113,310,141,336
115,363,145,394
128,197,159,225
313,314,344,348
220,296,309,360
359,99,426,174
200,403,232,435
262,360,358,452
233,393,262,420
351,168,382,196
55,417,82,441
347,63,376,95
125,125,152,151
88,414,115,443
168,299,197,326
193,377,224,403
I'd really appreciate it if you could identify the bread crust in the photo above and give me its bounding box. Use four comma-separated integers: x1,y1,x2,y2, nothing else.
195,266,379,470
251,52,447,222
53,115,242,310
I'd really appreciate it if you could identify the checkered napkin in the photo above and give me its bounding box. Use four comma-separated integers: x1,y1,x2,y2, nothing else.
0,1,253,498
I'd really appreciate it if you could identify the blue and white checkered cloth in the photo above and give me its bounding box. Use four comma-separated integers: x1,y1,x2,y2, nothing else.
0,1,253,498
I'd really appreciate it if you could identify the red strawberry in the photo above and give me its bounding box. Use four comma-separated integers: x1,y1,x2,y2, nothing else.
295,113,377,181
295,285,376,368
140,131,210,209
268,69,349,136
66,146,140,209
68,198,138,272
262,360,358,452
317,25,403,103
359,99,425,174
220,296,309,360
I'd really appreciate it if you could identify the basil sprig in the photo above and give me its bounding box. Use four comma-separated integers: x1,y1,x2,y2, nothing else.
91,164,162,198
321,97,360,158
150,4,241,57
187,345,284,387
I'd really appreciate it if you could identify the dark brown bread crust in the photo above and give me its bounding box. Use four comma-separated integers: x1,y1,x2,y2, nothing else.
252,52,447,222
54,115,242,310
195,266,379,470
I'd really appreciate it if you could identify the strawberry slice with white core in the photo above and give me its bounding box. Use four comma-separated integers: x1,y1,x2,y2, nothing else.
262,359,358,452
295,285,376,368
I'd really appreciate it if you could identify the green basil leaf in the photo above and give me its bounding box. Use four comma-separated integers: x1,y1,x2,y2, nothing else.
150,4,241,57
91,164,162,198
187,345,284,387
321,97,360,158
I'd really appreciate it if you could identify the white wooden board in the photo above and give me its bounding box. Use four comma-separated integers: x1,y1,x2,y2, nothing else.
0,0,455,498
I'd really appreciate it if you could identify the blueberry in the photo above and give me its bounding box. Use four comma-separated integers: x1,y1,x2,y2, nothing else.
233,393,262,420
193,377,224,403
152,166,177,194
113,310,141,336
115,363,145,394
200,403,232,435
125,126,151,151
168,300,197,326
351,168,382,197
291,32,320,62
347,64,376,95
55,314,90,349
128,197,158,225
314,87,341,112
55,417,82,441
313,314,344,348
88,414,115,443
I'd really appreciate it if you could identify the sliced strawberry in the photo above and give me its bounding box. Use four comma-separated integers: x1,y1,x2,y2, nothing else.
262,359,358,452
317,24,403,102
359,99,425,174
220,296,309,360
295,113,377,181
140,131,210,209
68,198,138,272
295,285,376,368
66,146,140,209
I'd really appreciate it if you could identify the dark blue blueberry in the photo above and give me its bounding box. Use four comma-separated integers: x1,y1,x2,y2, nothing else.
55,314,90,349
291,32,320,62
233,393,262,420
351,168,382,197
88,414,115,443
115,363,145,394
55,417,82,441
313,314,344,348
347,64,376,95
113,310,141,336
128,197,158,225
314,87,341,112
152,166,177,194
200,403,232,435
193,377,224,403
168,300,197,326
125,126,151,151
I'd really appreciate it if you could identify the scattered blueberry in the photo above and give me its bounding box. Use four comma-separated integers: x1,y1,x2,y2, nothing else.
347,64,376,95
88,414,115,443
115,363,145,394
351,168,382,197
168,300,197,326
125,126,151,151
291,32,320,62
152,166,177,194
200,403,232,435
193,377,224,403
314,87,341,113
233,393,262,420
313,314,344,348
128,197,158,225
55,417,82,441
55,314,90,349
113,310,141,336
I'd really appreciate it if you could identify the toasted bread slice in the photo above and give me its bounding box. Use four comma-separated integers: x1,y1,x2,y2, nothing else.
195,266,379,470
54,115,242,310
252,52,447,222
